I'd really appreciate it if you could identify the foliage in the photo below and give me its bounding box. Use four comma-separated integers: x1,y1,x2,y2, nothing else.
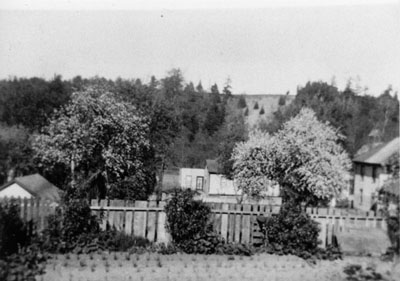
156,243,180,255
0,200,46,281
41,198,100,253
232,108,352,204
278,96,286,106
180,232,254,256
343,264,391,281
264,82,399,157
259,106,265,115
164,189,211,246
107,172,156,201
0,76,71,131
0,245,47,281
0,125,36,184
264,200,320,253
33,87,151,197
0,199,30,258
253,101,259,109
237,96,247,109
217,100,248,179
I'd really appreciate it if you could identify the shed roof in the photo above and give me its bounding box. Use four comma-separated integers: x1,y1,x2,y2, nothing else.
0,173,61,201
353,137,399,165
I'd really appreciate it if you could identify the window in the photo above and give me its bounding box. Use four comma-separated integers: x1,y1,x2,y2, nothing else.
196,176,204,190
185,175,192,188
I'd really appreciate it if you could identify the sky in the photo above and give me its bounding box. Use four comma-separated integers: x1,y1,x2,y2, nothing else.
0,0,399,96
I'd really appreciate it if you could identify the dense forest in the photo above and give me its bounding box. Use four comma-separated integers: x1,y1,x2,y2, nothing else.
0,70,398,196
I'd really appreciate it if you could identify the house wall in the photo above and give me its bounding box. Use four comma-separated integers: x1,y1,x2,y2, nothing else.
353,163,388,211
179,168,206,191
0,183,33,199
208,174,241,195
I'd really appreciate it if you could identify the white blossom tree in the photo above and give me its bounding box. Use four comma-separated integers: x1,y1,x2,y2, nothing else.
232,108,352,204
33,87,150,196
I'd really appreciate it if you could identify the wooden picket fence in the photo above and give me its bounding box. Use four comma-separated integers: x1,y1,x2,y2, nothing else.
90,200,387,248
0,197,387,249
0,197,57,235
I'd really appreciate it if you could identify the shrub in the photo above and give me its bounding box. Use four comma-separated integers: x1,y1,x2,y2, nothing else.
253,101,259,109
343,264,390,281
41,198,101,253
259,106,265,115
164,189,211,246
0,199,30,257
0,245,47,281
264,200,320,253
0,200,47,281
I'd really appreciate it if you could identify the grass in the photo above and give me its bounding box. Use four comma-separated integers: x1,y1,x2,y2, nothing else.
40,252,400,281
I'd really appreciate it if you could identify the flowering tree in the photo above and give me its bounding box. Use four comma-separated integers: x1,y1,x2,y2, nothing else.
33,87,151,198
232,108,352,204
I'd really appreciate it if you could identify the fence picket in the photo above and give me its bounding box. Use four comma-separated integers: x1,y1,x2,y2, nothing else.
133,201,148,237
241,204,251,243
146,200,157,242
220,203,229,241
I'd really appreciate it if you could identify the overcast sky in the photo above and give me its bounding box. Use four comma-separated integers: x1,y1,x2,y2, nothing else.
0,1,399,96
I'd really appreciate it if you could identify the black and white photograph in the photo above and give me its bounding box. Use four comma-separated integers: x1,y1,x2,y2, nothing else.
0,0,399,280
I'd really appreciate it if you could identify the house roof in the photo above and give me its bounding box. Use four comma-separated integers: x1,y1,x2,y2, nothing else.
353,137,399,165
206,159,222,174
0,173,61,201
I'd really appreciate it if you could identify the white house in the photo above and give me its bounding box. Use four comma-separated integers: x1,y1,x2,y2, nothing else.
0,173,61,202
179,168,206,191
352,137,399,211
205,159,240,196
176,160,281,204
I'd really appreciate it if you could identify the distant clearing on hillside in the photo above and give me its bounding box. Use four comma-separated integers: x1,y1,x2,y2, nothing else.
233,94,295,128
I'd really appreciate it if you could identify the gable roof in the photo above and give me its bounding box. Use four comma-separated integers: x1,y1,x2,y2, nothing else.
206,159,222,174
353,137,399,165
0,174,61,201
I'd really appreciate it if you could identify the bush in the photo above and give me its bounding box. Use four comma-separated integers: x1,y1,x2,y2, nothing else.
0,199,30,257
0,245,47,281
164,189,211,246
41,198,101,253
343,264,390,281
264,200,320,253
0,200,47,281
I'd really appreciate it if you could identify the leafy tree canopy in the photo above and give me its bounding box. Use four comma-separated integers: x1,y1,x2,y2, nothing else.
32,87,150,197
232,108,352,205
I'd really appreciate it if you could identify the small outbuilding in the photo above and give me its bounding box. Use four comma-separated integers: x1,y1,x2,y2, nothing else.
0,173,61,202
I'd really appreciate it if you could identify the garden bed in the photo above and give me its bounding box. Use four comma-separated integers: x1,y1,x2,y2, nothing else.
40,253,400,281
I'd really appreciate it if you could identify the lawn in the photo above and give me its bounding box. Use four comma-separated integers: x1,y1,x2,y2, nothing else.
39,252,400,281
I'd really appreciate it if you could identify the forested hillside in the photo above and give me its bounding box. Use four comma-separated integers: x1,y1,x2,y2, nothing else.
0,71,398,195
